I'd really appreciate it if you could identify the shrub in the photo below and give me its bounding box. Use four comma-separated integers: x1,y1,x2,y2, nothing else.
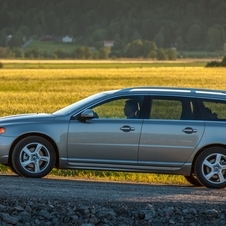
221,56,226,66
206,61,221,67
206,56,226,67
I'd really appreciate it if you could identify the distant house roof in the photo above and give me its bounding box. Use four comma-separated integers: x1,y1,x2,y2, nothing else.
62,36,73,43
40,35,53,41
103,40,114,47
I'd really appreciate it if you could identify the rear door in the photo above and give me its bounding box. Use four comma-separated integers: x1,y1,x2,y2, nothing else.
138,96,205,168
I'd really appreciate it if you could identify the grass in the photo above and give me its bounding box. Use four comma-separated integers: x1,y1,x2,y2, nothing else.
48,169,187,185
24,40,79,54
0,61,225,184
0,59,208,69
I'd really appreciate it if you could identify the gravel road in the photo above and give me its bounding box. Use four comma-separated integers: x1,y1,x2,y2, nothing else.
1,174,226,204
1,174,226,225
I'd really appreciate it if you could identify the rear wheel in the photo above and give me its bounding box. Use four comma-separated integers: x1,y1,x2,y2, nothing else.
184,174,203,186
195,147,226,189
11,136,56,178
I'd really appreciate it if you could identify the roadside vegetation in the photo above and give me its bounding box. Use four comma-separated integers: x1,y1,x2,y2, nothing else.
206,56,226,67
1,61,226,185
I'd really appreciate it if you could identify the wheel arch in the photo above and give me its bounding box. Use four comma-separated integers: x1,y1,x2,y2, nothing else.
8,133,60,168
191,143,226,174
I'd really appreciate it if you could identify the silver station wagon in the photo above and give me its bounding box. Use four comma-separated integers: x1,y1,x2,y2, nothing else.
1,87,226,189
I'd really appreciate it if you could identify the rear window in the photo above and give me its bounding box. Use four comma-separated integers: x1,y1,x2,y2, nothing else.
198,99,226,121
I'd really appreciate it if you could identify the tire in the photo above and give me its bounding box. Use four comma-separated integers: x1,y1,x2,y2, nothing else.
194,147,226,189
11,136,56,178
9,165,19,175
184,174,203,187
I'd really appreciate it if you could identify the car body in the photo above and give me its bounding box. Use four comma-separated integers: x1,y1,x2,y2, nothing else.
1,86,226,188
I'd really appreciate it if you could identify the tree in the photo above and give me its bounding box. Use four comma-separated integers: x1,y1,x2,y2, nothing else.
140,18,156,40
29,48,41,58
142,40,157,58
75,46,86,59
11,47,24,58
0,31,7,46
112,34,123,50
106,21,121,38
186,24,202,50
166,48,177,60
147,50,157,60
157,48,167,60
130,29,141,42
18,25,30,37
175,37,184,51
154,33,164,48
8,31,23,47
91,29,107,42
98,47,110,59
33,24,43,37
2,0,226,53
224,43,226,52
222,56,226,66
0,47,8,58
54,49,67,59
124,39,143,58
205,27,221,51
83,46,93,59
42,51,50,59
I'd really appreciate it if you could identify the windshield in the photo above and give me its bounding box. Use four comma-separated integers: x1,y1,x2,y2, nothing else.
52,92,109,115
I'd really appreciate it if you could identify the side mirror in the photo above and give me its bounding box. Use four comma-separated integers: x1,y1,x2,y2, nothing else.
78,109,95,122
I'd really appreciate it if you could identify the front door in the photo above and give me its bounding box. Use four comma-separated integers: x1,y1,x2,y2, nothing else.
68,119,143,165
67,96,145,167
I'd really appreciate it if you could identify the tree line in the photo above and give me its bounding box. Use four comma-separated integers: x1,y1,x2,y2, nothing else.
0,0,226,57
0,39,177,60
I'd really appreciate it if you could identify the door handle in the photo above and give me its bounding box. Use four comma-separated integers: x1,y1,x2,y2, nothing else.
182,127,197,134
120,125,135,132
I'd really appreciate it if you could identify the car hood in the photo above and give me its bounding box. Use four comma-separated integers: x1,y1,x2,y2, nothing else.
0,113,55,123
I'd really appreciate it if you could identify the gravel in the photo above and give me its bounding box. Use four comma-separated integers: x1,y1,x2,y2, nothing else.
0,198,225,226
0,174,226,225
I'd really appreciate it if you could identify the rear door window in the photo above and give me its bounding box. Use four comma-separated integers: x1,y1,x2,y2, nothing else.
149,96,200,120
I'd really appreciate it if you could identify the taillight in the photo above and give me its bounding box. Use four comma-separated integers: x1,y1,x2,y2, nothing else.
0,127,6,134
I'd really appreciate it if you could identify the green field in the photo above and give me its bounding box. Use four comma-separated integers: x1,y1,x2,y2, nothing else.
24,40,79,54
0,61,225,185
1,59,207,69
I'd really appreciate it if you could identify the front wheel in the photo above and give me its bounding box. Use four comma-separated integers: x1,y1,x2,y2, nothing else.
11,136,56,178
195,147,226,189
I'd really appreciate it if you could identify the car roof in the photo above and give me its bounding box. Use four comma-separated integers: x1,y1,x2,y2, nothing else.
114,86,226,98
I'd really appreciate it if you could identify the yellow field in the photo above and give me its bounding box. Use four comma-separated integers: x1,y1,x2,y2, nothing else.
0,67,225,117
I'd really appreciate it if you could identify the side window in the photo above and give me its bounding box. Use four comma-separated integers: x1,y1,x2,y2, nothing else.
151,99,182,120
150,97,197,120
91,96,143,119
199,99,226,121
